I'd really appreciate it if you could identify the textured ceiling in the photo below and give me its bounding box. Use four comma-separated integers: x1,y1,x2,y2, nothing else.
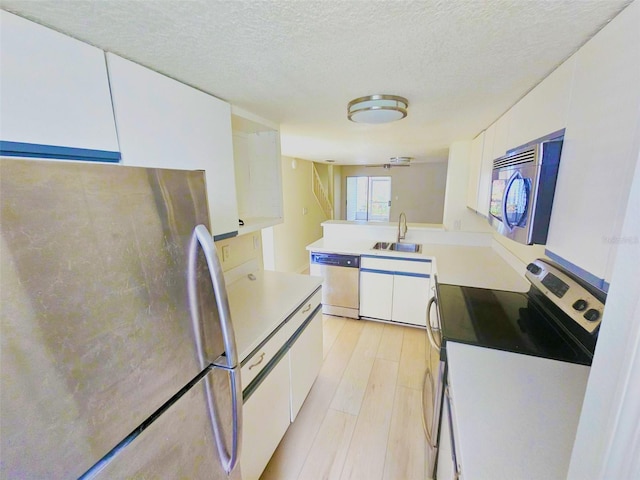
0,0,632,164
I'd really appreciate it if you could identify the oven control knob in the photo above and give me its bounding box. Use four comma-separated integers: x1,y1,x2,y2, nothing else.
526,263,542,275
572,299,588,311
583,309,600,322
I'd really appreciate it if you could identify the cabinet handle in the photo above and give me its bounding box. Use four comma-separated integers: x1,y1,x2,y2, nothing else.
302,303,312,314
248,352,266,370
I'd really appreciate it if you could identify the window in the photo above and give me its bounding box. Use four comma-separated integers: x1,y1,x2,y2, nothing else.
346,176,391,222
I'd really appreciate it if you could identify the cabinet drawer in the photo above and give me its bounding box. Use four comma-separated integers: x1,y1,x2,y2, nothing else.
240,288,322,389
361,255,432,275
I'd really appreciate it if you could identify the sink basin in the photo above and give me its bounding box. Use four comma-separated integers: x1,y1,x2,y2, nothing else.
389,242,422,253
371,241,422,253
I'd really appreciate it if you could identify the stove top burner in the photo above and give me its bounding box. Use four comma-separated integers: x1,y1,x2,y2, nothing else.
438,284,592,364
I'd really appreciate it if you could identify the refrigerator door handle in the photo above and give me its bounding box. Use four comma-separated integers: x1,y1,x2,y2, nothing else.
188,224,239,370
204,364,242,474
188,224,242,473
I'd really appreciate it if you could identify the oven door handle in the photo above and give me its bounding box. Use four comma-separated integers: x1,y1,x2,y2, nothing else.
421,368,436,448
426,296,441,351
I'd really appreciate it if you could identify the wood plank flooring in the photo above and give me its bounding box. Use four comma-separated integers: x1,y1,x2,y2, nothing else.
260,315,428,480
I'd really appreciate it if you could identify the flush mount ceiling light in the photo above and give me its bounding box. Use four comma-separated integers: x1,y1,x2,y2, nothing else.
347,94,409,124
389,156,412,165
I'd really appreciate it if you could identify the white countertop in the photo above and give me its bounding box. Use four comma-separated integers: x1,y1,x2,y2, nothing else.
227,270,323,362
307,238,529,292
446,342,590,480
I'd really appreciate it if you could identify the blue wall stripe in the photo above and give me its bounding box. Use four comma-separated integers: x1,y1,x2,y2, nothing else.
544,249,608,292
361,254,432,263
360,268,430,279
0,141,121,163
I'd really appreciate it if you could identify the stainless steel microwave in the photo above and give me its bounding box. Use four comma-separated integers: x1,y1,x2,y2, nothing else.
488,139,563,245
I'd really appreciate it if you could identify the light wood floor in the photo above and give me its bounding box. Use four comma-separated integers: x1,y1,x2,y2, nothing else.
261,315,428,480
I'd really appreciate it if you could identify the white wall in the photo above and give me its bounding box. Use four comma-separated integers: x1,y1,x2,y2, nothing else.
270,156,325,273
340,162,447,223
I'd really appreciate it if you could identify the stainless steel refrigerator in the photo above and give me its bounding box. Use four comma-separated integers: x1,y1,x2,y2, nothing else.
0,158,242,479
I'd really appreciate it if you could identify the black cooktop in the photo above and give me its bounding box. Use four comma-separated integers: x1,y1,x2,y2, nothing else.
437,283,594,365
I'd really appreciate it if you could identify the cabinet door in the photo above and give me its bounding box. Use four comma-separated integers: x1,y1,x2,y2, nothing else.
0,11,118,158
506,58,573,150
466,132,485,211
391,274,430,327
476,123,496,217
106,53,239,239
289,310,323,421
241,355,291,480
546,2,640,284
360,270,393,320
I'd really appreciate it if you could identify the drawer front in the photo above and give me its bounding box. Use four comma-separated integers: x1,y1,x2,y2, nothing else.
361,255,432,275
279,288,322,343
241,288,322,389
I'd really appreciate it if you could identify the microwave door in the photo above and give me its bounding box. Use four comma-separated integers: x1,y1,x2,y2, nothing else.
490,165,538,244
502,171,532,232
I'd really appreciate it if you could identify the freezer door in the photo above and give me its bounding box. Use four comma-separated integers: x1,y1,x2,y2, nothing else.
89,367,241,480
0,159,226,478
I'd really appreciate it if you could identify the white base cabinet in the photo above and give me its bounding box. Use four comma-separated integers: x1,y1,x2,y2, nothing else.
240,290,322,479
289,310,323,421
359,256,432,327
241,355,291,480
359,270,394,321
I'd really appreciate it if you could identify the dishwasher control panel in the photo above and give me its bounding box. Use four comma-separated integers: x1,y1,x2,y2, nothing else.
310,253,360,268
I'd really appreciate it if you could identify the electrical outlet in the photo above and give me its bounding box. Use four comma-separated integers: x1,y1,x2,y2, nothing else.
454,220,462,231
253,235,259,250
302,207,308,215
222,245,230,261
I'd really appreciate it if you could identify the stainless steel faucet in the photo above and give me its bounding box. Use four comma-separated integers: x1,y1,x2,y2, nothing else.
398,212,407,243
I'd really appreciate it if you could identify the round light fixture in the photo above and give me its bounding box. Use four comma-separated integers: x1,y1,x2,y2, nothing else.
389,156,412,165
347,94,409,124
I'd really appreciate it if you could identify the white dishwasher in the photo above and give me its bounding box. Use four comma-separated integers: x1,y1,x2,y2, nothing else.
309,252,360,319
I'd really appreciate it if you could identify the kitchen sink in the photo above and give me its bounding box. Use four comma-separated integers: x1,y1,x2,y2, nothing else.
389,242,422,253
371,241,422,253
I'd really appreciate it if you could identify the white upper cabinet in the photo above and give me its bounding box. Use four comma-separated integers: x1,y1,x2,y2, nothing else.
106,53,239,239
232,107,284,235
476,122,497,217
546,1,640,284
507,58,574,150
491,110,511,159
466,131,485,212
0,11,119,159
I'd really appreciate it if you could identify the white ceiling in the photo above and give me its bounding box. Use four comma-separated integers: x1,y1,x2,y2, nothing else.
0,0,632,165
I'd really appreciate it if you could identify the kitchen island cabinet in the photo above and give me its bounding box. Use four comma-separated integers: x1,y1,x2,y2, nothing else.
106,53,239,240
0,11,119,162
